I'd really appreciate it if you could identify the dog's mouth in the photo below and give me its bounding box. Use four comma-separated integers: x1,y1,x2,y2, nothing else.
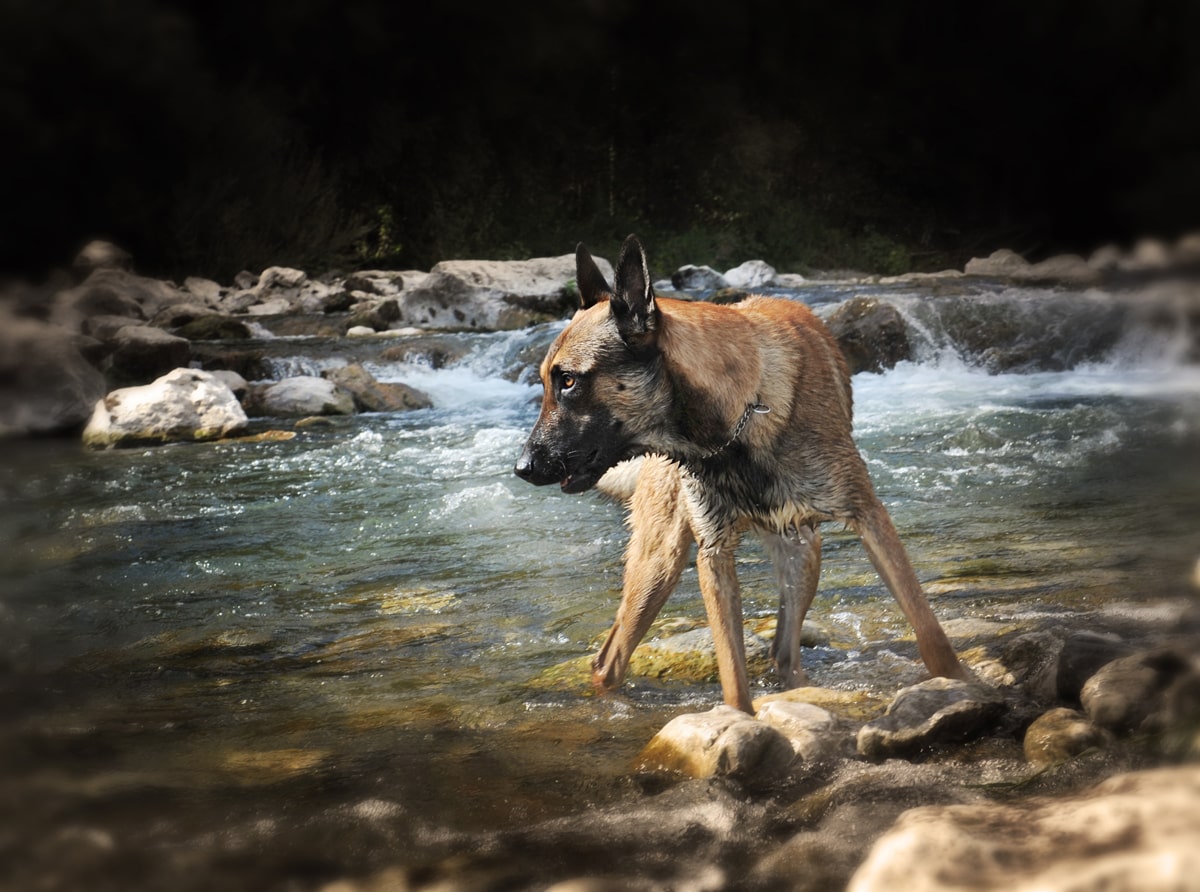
560,450,603,494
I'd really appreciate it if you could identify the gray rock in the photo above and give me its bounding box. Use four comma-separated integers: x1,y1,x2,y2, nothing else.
82,368,247,448
322,364,432,412
1054,631,1134,701
755,700,847,762
108,324,192,385
255,266,308,291
400,254,606,330
670,264,729,292
1080,646,1200,735
71,239,132,279
182,276,223,306
824,297,912,374
257,376,355,417
856,678,1005,759
848,765,1200,892
55,269,189,329
174,315,253,341
722,259,776,289
1023,707,1109,766
0,312,107,436
635,705,795,787
964,248,1032,278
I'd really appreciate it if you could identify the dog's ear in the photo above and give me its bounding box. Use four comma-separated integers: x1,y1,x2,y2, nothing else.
575,242,612,309
611,234,658,344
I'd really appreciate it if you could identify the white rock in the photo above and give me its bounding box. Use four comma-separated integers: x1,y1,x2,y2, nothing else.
83,368,247,449
849,765,1200,892
723,259,777,289
756,700,843,761
258,376,354,417
256,266,308,291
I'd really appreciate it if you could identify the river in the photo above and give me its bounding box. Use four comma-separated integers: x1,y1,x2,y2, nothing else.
2,276,1199,890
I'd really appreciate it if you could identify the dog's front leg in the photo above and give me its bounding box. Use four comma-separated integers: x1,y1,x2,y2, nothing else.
696,533,754,713
592,458,694,694
761,523,822,689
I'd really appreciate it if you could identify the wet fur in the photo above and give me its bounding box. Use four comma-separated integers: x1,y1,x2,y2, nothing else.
516,236,966,712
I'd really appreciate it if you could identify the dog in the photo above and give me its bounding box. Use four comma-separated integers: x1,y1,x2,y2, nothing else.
515,235,966,713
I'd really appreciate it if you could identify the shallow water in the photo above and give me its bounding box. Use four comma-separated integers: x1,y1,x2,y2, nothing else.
2,280,1199,890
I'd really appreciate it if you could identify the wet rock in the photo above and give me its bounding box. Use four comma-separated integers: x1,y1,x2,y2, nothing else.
627,625,774,685
208,369,248,398
723,259,776,289
255,376,355,418
346,325,378,337
322,364,432,412
635,706,795,787
346,298,401,332
856,678,1005,759
55,268,189,328
824,296,912,374
755,700,848,762
848,765,1200,892
754,686,890,723
256,265,308,291
148,301,216,330
1023,707,1109,766
1080,646,1200,735
1054,630,1134,701
707,287,750,305
962,630,1063,697
182,275,223,305
107,324,192,385
671,264,729,292
174,314,253,341
0,311,107,436
400,254,607,330
82,368,247,448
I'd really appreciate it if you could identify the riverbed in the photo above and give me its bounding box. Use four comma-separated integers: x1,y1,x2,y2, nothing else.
2,277,1199,890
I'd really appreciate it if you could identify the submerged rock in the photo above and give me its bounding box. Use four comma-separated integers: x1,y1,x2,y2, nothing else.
856,678,1005,759
848,765,1200,892
82,368,247,448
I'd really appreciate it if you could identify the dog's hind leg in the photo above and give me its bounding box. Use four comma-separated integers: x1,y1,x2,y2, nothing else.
696,533,755,713
854,498,968,680
592,458,693,694
761,523,822,689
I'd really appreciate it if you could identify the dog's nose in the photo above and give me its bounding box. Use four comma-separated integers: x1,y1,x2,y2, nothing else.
514,447,536,481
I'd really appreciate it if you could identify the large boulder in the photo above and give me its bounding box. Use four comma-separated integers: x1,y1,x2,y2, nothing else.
0,311,107,436
54,268,189,330
1080,646,1200,735
82,368,248,448
399,254,611,330
671,264,729,293
824,297,913,374
848,765,1200,892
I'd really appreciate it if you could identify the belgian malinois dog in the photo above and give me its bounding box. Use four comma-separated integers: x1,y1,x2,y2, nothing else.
515,235,966,713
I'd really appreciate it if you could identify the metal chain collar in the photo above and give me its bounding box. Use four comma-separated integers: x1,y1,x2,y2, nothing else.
704,400,771,459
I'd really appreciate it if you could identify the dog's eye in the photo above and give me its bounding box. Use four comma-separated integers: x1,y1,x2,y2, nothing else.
560,374,577,393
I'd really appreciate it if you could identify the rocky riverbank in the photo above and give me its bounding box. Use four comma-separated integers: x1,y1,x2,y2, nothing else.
3,235,1199,444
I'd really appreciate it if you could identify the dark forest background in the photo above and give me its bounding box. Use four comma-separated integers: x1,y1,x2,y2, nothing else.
2,0,1198,280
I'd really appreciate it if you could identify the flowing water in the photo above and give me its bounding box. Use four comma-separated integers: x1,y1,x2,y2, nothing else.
2,278,1199,890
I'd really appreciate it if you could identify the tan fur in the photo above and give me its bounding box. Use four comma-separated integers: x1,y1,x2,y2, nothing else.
518,237,967,713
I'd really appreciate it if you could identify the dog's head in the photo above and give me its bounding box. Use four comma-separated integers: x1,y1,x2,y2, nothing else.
514,235,667,493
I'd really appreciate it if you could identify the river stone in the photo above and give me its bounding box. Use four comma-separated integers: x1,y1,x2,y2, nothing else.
0,311,107,436
108,324,192,384
1023,707,1109,766
82,368,248,448
174,314,253,341
670,264,729,292
55,268,189,329
847,765,1200,892
824,296,912,374
964,248,1032,278
755,700,847,762
1054,630,1134,701
626,625,773,684
635,705,794,787
257,376,355,417
182,275,223,305
399,254,610,330
1080,646,1200,735
723,259,776,289
856,678,1005,759
322,364,432,412
71,239,132,278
